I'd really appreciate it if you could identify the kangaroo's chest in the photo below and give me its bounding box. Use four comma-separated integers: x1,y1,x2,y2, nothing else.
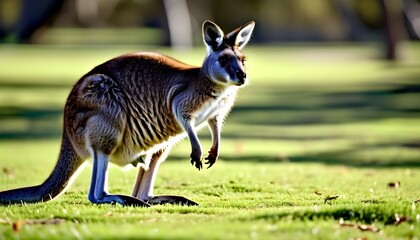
195,100,219,124
195,93,235,125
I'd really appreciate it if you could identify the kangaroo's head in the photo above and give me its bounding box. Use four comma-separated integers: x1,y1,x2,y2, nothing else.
202,20,255,87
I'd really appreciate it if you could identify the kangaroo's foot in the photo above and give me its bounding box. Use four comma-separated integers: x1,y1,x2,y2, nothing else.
92,194,151,207
146,195,199,206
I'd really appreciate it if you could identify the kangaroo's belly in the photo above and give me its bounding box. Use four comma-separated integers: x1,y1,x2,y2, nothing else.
109,121,185,168
109,133,185,168
109,122,208,168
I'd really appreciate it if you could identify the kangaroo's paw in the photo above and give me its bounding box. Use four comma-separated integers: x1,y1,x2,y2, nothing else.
190,151,203,170
204,149,218,169
190,158,203,170
94,194,150,207
147,195,199,206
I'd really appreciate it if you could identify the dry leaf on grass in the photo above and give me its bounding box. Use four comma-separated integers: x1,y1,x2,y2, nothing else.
12,218,64,232
104,212,113,217
394,214,412,225
339,219,380,233
358,224,379,232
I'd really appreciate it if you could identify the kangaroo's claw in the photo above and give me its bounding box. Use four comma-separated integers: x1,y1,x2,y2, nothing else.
191,158,202,170
190,150,203,170
204,156,215,169
205,149,218,169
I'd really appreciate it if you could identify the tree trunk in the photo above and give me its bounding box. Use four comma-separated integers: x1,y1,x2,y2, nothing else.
379,0,403,60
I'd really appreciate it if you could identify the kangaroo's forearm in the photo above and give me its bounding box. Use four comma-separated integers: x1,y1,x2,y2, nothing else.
208,118,220,154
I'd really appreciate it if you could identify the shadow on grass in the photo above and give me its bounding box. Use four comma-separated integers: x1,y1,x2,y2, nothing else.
231,82,420,126
0,80,72,89
289,149,420,168
0,106,63,139
246,205,405,225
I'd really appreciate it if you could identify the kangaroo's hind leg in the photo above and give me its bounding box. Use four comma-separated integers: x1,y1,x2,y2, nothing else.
132,147,199,206
88,150,150,207
85,114,150,207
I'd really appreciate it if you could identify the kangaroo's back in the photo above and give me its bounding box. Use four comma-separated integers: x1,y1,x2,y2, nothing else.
90,52,197,84
79,52,200,109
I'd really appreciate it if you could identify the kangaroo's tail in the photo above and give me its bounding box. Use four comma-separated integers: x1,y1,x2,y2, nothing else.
0,133,85,204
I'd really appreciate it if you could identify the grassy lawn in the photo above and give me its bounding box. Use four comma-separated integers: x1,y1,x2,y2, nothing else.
0,42,420,239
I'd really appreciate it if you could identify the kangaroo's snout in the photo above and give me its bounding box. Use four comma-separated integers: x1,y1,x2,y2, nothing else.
235,70,246,85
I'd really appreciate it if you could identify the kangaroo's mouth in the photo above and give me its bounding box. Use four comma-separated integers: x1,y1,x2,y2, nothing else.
232,81,245,87
233,77,246,86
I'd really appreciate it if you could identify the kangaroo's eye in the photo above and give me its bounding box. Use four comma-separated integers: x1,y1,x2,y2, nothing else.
218,56,228,65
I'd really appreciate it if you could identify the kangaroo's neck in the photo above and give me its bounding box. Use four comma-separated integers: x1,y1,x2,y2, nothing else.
195,68,229,98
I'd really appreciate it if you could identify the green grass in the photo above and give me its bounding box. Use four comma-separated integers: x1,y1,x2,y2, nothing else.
0,42,420,239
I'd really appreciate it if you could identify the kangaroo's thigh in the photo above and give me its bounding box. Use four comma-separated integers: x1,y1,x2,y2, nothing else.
85,114,122,155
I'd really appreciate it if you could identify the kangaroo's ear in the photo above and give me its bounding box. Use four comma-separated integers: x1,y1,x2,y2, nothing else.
226,21,255,50
202,21,224,52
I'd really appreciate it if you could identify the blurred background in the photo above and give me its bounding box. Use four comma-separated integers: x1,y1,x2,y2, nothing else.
0,0,419,53
0,0,420,168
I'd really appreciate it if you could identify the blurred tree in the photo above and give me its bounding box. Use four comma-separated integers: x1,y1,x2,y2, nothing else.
379,0,404,60
0,0,64,43
163,0,192,50
332,0,369,41
254,0,350,41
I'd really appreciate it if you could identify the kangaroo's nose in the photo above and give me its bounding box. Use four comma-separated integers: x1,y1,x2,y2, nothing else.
235,71,246,85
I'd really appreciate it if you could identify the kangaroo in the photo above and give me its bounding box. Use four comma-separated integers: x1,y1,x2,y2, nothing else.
0,20,255,207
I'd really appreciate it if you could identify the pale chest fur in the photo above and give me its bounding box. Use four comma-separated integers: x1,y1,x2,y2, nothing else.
194,88,237,126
